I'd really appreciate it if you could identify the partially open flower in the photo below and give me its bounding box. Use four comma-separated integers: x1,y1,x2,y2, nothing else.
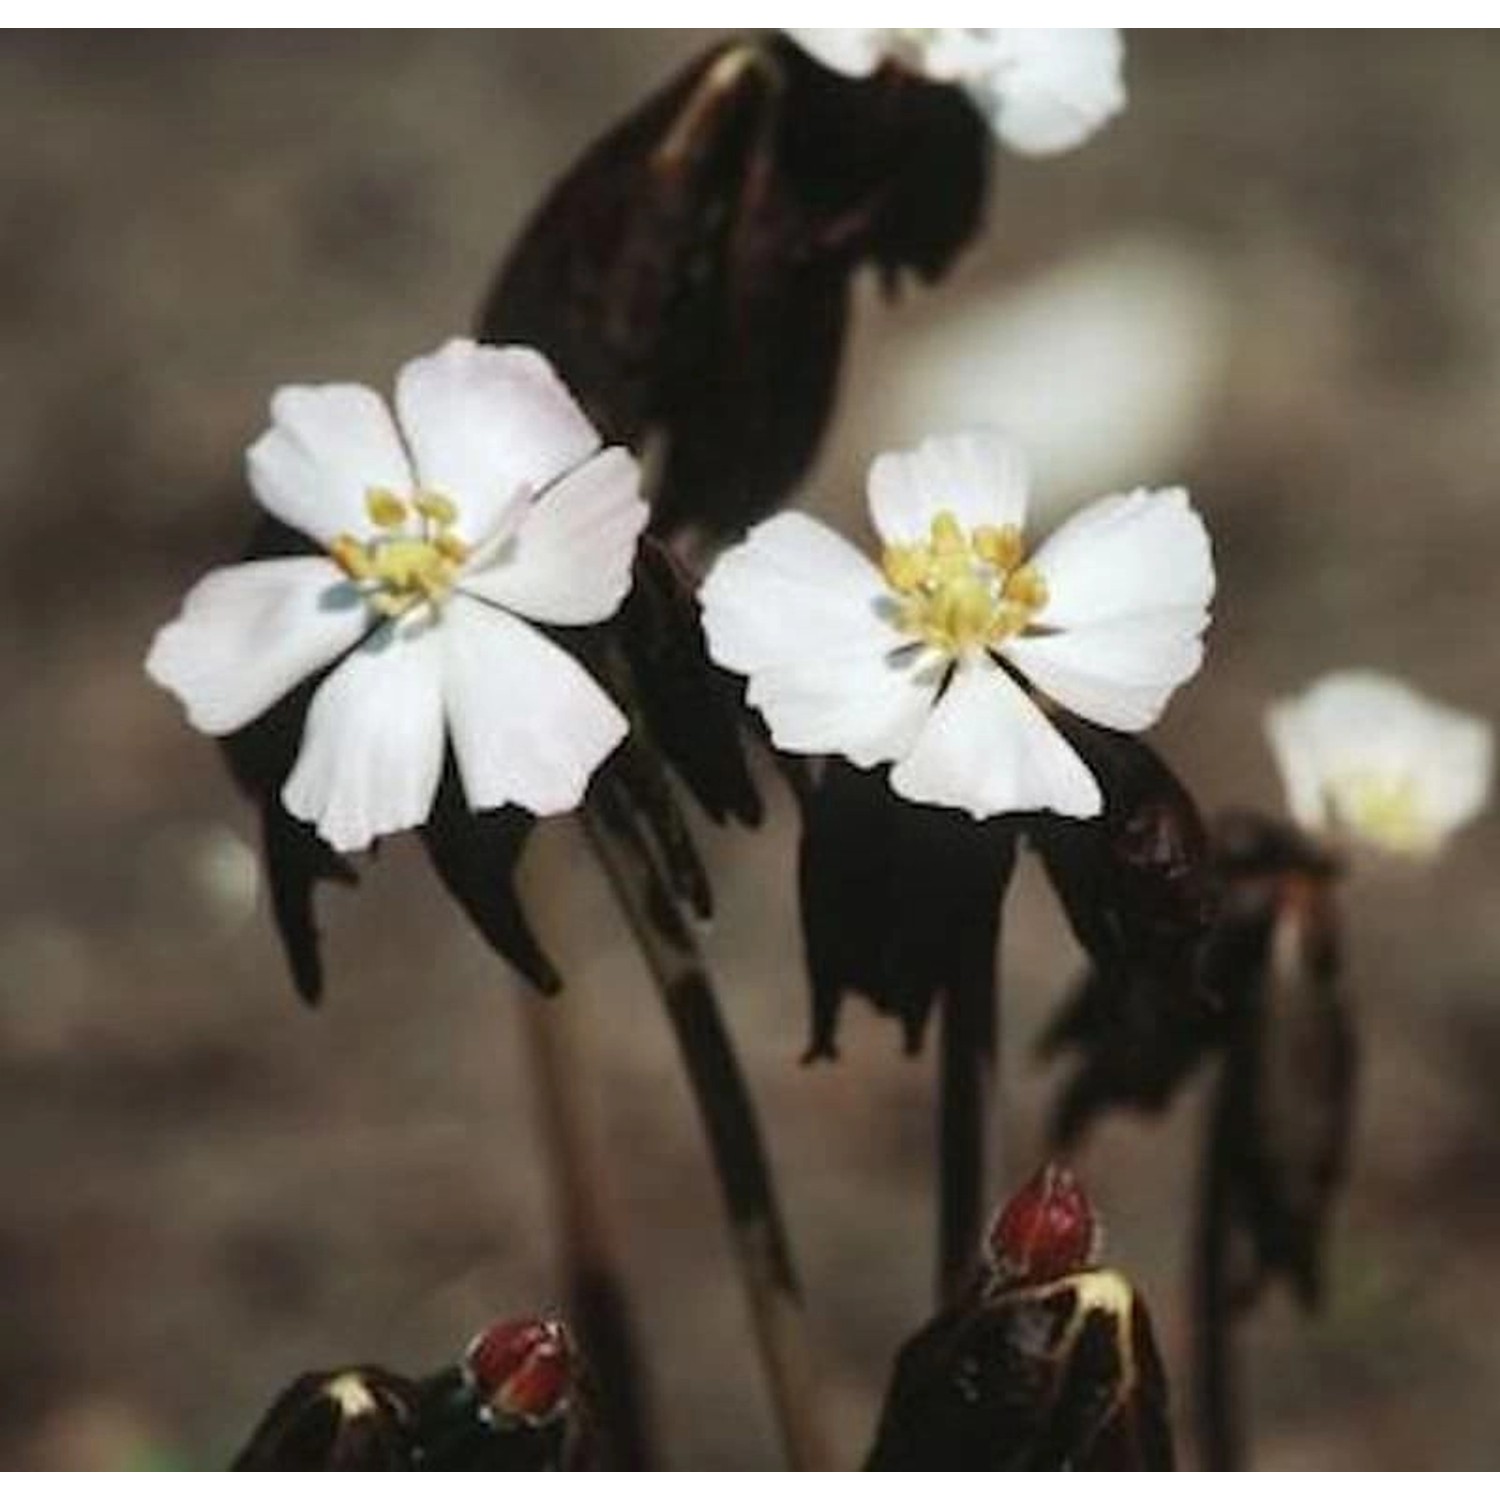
703,431,1214,821
788,28,1126,156
148,338,648,856
1266,669,1493,857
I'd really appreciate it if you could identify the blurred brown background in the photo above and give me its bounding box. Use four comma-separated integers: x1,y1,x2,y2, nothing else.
1,30,1497,1469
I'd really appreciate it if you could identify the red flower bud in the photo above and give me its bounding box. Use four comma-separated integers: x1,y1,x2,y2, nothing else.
463,1317,572,1428
985,1162,1102,1287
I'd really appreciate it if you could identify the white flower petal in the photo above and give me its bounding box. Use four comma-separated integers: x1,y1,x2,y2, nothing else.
1265,699,1331,833
461,447,648,626
700,511,904,673
702,510,938,765
981,29,1126,157
443,595,626,817
395,339,600,544
786,28,889,77
891,653,1101,818
1266,670,1494,854
1030,485,1212,632
745,649,944,768
867,430,1030,546
281,620,446,854
916,29,999,84
1004,610,1206,733
247,385,414,547
146,557,367,735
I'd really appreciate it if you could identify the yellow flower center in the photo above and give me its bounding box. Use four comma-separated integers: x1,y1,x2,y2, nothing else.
329,488,471,617
881,509,1048,655
1333,771,1432,855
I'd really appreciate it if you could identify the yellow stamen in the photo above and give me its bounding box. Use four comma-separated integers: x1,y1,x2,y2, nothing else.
881,544,927,593
1335,772,1433,855
414,490,458,527
880,508,1048,656
973,524,1023,571
330,487,470,616
1002,564,1049,612
930,511,966,556
365,488,409,529
329,534,373,581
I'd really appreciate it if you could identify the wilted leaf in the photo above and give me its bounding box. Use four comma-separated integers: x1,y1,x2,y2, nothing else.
482,33,990,540
793,758,1018,1060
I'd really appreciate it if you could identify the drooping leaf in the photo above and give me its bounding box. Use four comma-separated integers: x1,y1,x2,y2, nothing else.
419,766,558,996
1205,811,1356,1311
482,33,990,541
221,633,357,1007
1032,717,1220,1142
613,536,761,829
793,758,1018,1060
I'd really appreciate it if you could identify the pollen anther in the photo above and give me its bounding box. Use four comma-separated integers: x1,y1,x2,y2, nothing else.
331,485,471,616
881,509,1047,655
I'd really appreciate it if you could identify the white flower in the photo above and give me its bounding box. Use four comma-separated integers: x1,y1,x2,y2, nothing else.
1266,671,1493,857
786,28,1126,156
700,431,1213,820
147,338,649,854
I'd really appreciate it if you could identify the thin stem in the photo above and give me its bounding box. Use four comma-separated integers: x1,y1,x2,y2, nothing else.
936,986,994,1305
1192,1058,1242,1471
935,882,1006,1307
583,782,832,1471
518,984,658,1469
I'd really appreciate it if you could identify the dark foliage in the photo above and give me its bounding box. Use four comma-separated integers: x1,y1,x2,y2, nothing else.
612,536,761,829
409,1367,572,1472
868,1269,1174,1470
1204,811,1356,1310
232,1323,582,1471
482,32,990,541
420,768,558,994
1031,718,1220,1142
233,1366,422,1470
792,757,1019,1061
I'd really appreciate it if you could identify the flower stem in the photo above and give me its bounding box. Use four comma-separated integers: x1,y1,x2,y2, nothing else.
936,959,998,1305
1192,1060,1243,1471
583,781,831,1471
518,984,658,1468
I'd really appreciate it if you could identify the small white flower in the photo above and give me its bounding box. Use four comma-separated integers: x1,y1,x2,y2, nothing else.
700,431,1213,820
147,338,649,854
786,28,1126,156
1266,671,1493,857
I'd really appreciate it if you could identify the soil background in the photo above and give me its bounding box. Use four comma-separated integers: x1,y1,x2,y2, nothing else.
2,30,1498,1469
